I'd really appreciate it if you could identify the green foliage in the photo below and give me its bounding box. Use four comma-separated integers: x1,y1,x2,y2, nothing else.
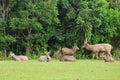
0,18,6,28
0,0,120,59
113,48,120,60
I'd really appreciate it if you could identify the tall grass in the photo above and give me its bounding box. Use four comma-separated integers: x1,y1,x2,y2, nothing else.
0,60,120,80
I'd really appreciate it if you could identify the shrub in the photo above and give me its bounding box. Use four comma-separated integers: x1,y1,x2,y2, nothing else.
113,48,120,60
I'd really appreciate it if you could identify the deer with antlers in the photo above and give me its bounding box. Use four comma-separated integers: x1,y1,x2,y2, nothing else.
83,39,113,59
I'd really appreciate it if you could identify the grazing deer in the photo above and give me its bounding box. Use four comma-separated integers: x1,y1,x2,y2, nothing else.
83,39,113,59
100,54,114,62
9,51,28,61
62,43,79,55
54,51,77,62
38,51,51,62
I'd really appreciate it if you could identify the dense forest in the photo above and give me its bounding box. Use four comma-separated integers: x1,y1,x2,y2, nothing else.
0,0,120,60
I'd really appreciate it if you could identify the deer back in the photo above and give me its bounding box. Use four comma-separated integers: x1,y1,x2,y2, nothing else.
61,56,77,62
18,55,28,61
62,44,79,55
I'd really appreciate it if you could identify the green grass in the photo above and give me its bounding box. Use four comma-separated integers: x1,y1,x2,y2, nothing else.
0,60,120,80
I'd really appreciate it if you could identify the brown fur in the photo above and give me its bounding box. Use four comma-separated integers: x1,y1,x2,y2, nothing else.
38,51,51,62
54,51,77,62
83,40,113,59
62,43,79,55
100,54,114,62
9,51,28,61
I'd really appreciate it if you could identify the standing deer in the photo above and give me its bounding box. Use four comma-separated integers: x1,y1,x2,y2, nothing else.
38,51,51,62
83,39,113,59
100,54,114,62
9,51,28,61
62,43,79,55
54,51,77,62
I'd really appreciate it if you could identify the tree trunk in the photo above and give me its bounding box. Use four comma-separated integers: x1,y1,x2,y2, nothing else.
25,46,30,56
3,48,6,57
0,0,9,21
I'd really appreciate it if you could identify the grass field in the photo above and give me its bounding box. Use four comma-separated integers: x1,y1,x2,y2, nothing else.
0,60,120,80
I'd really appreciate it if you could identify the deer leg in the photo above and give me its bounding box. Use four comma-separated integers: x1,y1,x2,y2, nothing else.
95,53,99,59
107,51,112,57
93,52,98,59
92,53,96,59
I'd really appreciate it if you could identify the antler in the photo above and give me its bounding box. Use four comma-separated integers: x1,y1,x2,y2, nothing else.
84,38,88,44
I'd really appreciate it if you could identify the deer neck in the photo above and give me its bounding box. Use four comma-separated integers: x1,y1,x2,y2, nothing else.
55,54,61,59
85,44,93,50
72,48,76,53
73,47,78,53
46,55,51,60
12,55,18,59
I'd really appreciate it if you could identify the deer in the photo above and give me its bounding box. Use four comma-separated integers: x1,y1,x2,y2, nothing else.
83,39,113,59
100,54,114,62
62,43,79,55
38,51,51,62
9,51,28,61
54,51,77,62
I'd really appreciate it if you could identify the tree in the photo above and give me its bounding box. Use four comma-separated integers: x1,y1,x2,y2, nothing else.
0,0,16,57
9,0,59,55
57,0,120,58
0,0,120,59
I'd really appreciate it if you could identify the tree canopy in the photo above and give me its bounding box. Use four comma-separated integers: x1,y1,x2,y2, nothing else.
0,0,120,59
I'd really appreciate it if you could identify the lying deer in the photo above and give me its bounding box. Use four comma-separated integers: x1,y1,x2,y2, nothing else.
38,51,51,62
62,43,79,55
100,54,114,62
83,39,113,59
9,51,28,61
54,51,77,62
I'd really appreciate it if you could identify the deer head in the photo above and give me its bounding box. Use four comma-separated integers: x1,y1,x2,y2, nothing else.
9,51,15,57
73,43,79,50
83,38,88,48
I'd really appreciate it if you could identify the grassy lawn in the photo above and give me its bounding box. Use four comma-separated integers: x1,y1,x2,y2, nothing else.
0,60,120,80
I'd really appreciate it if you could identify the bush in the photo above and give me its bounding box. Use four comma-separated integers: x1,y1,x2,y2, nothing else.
29,54,39,60
113,48,120,60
